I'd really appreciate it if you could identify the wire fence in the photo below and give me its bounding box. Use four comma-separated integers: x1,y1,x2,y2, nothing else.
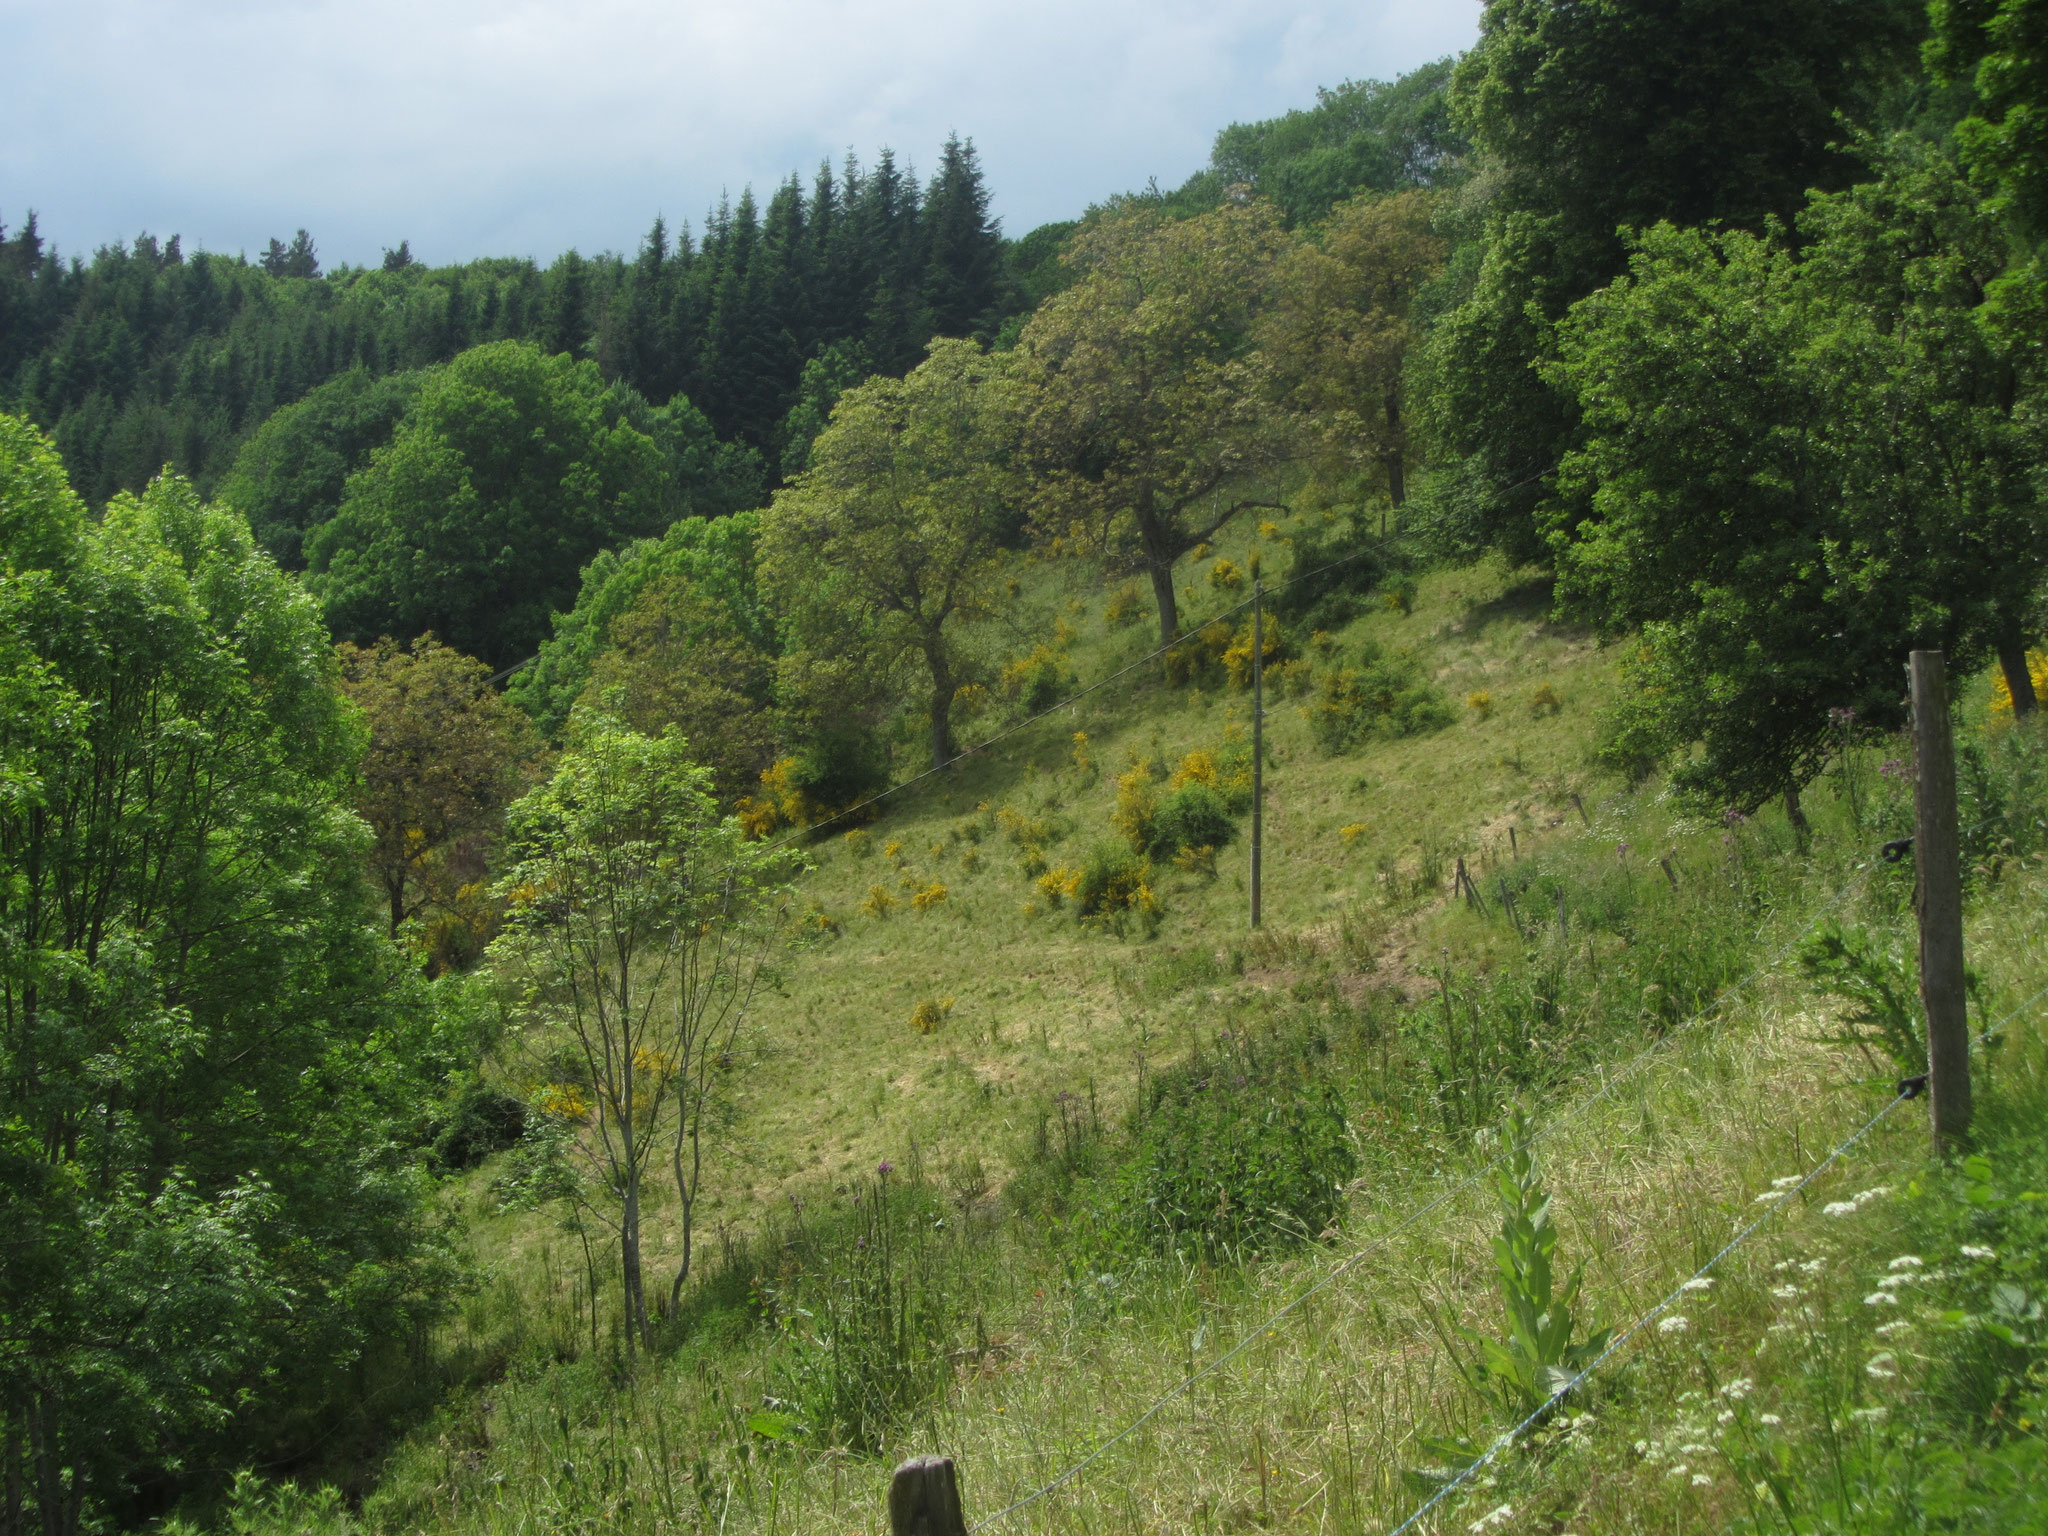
961,861,1880,1532
1385,1084,1918,1536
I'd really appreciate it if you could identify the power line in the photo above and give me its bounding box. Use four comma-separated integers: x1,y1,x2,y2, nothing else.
963,867,1872,1533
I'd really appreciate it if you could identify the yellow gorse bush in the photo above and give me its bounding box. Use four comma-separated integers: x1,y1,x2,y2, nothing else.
910,997,955,1034
536,1083,590,1122
911,882,949,911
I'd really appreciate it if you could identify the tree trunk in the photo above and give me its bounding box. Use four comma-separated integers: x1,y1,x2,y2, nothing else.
925,642,957,769
1133,495,1182,646
1382,381,1406,508
667,1114,702,1315
1147,561,1180,648
387,877,406,939
1999,639,2037,718
1784,783,1810,850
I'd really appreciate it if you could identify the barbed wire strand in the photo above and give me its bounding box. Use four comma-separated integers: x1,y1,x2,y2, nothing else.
1378,972,2048,1533
963,866,1875,1532
1384,1086,1916,1536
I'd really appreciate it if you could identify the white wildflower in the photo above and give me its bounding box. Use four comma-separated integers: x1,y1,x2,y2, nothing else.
1680,1444,1711,1455
1772,1175,1805,1189
1633,1440,1650,1456
1962,1244,1996,1260
1467,1503,1515,1533
1754,1190,1786,1204
1875,1320,1913,1337
1854,1186,1893,1207
1877,1274,1915,1289
1721,1378,1754,1400
1759,1413,1783,1426
1823,1201,1859,1218
1659,1315,1690,1335
1771,1284,1802,1300
1773,1259,1799,1272
1888,1255,1924,1271
1666,1464,1690,1479
1801,1258,1828,1275
1865,1353,1897,1379
1850,1406,1888,1424
1717,1410,1736,1425
1692,1474,1713,1486
1864,1291,1899,1307
1682,1277,1716,1293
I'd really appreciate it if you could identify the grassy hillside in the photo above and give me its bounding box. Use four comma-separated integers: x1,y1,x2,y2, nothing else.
208,531,2048,1536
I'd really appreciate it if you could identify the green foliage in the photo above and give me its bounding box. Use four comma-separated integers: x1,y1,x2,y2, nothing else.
1206,63,1466,225
430,1078,530,1173
1546,143,2048,810
1448,1107,1611,1421
511,510,769,739
0,416,454,1527
1798,921,1927,1075
1075,842,1158,928
492,717,801,1346
1123,1028,1355,1255
772,1175,957,1453
1421,0,1921,557
1304,645,1455,752
1148,780,1236,859
0,140,1034,514
761,338,1018,770
306,340,717,667
217,367,424,568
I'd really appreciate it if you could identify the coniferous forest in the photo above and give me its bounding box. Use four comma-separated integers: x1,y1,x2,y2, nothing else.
5,3,2048,1532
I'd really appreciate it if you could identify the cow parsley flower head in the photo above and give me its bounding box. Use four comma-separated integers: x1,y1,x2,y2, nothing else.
1659,1315,1690,1335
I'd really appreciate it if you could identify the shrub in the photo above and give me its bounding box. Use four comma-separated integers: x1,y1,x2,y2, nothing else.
774,1176,956,1452
1530,682,1562,716
1798,921,1926,1074
1111,761,1159,851
1075,842,1160,924
431,1079,529,1172
1104,581,1147,628
1150,781,1236,859
1122,1030,1355,1255
909,998,954,1034
1269,509,1389,632
1000,644,1077,714
1467,689,1494,720
911,881,948,911
1305,646,1455,753
859,884,897,918
1209,558,1245,591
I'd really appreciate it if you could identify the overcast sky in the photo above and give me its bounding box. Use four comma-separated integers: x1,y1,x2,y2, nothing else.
1,0,1480,271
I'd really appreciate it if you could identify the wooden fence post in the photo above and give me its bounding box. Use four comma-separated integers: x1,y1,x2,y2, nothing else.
890,1455,968,1536
1910,650,1971,1152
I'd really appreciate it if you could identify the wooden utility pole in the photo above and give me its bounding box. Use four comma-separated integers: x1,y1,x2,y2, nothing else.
1250,579,1264,930
890,1456,968,1536
1911,650,1971,1151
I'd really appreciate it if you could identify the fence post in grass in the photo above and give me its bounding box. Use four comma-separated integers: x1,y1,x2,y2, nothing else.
1251,578,1264,931
1910,650,1971,1152
890,1455,968,1536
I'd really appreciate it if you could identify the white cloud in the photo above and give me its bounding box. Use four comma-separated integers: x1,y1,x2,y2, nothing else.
0,0,1480,266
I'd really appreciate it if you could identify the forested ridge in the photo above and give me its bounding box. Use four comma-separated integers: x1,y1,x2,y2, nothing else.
5,1,2048,1531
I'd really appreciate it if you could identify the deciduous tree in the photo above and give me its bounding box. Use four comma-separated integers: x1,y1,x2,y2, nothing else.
335,633,544,948
491,721,799,1353
760,337,1016,769
1016,200,1295,644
